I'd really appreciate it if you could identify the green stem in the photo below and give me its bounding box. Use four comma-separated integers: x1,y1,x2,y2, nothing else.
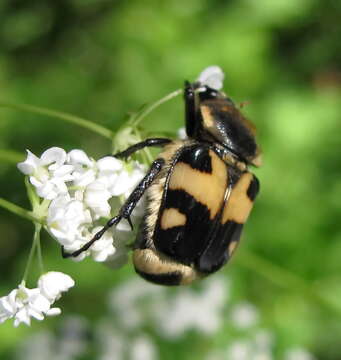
0,198,43,224
22,223,42,282
0,101,113,140
35,223,44,274
0,149,24,164
130,88,182,127
238,250,341,316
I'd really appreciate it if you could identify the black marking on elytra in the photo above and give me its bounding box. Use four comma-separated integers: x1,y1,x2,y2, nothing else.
154,189,213,265
135,269,181,286
247,175,260,201
178,145,212,173
196,220,243,274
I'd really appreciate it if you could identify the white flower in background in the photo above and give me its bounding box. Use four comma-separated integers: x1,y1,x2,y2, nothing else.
227,340,252,360
16,316,89,360
109,276,228,337
197,65,225,90
231,302,259,329
97,323,126,360
155,277,228,337
110,278,164,331
18,147,147,263
284,348,316,360
0,272,74,326
130,335,157,360
16,331,54,360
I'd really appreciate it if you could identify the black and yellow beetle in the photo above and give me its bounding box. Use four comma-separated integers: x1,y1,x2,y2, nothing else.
63,77,262,286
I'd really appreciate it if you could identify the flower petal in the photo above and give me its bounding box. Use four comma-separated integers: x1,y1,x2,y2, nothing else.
97,156,124,172
40,147,67,170
38,272,75,302
197,66,225,90
68,149,93,166
17,150,41,175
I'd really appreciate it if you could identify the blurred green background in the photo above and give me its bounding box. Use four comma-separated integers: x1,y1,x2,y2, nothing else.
1,0,341,359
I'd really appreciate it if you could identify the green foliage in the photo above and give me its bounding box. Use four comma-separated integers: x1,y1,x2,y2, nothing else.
0,0,341,359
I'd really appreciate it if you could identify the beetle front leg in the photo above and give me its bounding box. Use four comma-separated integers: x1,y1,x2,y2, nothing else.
61,158,165,258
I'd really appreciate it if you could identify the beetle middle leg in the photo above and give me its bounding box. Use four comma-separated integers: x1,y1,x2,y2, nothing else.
61,158,165,258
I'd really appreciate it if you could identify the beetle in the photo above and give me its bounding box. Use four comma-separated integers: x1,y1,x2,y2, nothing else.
62,78,262,286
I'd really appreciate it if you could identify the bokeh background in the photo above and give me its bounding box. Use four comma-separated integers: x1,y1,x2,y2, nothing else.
1,0,341,359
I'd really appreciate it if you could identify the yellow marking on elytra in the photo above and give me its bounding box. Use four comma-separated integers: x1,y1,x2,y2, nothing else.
222,172,254,224
133,249,202,285
201,105,215,128
228,240,238,256
169,150,227,219
161,208,186,230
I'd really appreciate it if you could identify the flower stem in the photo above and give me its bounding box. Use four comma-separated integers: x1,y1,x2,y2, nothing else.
0,198,43,224
22,223,43,282
0,101,113,140
35,223,44,274
22,226,37,282
130,88,183,127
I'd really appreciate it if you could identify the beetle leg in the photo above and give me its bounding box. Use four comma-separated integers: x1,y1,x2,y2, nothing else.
114,138,171,159
61,158,165,258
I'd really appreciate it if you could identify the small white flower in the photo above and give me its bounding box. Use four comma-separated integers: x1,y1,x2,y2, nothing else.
40,147,67,171
18,147,74,200
197,65,225,90
68,149,97,187
38,272,75,302
17,150,41,175
89,227,116,262
108,161,146,198
47,194,92,247
177,127,187,140
97,156,124,172
0,274,74,327
84,181,112,218
68,149,93,167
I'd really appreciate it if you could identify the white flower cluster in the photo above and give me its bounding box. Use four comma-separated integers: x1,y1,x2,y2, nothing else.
17,147,146,262
110,276,229,337
0,272,74,327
